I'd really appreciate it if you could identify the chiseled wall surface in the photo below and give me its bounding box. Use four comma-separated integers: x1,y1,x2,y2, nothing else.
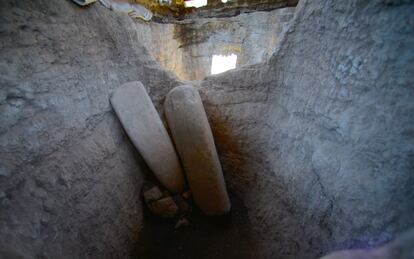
183,0,298,19
201,0,414,258
0,0,181,258
135,7,294,81
0,0,413,258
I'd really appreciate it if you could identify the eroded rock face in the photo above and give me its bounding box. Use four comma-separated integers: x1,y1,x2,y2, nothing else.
177,0,298,20
126,0,297,20
0,0,181,258
0,0,413,258
134,7,295,80
199,0,414,257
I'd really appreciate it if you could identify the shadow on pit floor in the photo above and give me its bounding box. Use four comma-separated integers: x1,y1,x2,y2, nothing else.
131,190,258,259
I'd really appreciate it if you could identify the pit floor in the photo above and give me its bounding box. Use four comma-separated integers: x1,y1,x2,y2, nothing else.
132,191,257,259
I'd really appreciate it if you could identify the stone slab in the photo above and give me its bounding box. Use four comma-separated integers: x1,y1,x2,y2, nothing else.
164,85,231,215
110,81,185,193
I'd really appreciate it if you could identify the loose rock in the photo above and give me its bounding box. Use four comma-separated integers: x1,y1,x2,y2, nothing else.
147,197,179,218
174,217,190,229
143,186,163,203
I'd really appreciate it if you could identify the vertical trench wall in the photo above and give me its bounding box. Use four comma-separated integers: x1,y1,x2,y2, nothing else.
200,0,414,258
135,7,295,80
0,0,413,258
0,1,180,258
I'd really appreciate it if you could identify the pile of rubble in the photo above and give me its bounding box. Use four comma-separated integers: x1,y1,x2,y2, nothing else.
142,181,192,228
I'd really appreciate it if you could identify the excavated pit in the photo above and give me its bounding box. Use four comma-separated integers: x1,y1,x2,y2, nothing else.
0,0,413,259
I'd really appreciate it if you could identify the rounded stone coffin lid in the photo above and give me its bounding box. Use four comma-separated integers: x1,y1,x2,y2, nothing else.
110,81,186,193
164,85,231,216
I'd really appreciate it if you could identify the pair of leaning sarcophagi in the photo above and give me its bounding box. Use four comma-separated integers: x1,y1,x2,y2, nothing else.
110,81,230,216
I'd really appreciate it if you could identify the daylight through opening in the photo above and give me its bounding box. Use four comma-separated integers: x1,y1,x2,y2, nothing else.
211,54,237,75
184,0,207,8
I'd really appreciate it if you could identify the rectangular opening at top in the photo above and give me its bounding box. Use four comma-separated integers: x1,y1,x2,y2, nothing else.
211,54,237,75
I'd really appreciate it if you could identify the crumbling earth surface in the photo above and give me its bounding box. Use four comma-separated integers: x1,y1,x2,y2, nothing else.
0,0,413,258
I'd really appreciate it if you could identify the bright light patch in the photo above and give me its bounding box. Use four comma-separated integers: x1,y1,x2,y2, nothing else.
184,0,207,8
221,0,228,2
211,54,237,75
